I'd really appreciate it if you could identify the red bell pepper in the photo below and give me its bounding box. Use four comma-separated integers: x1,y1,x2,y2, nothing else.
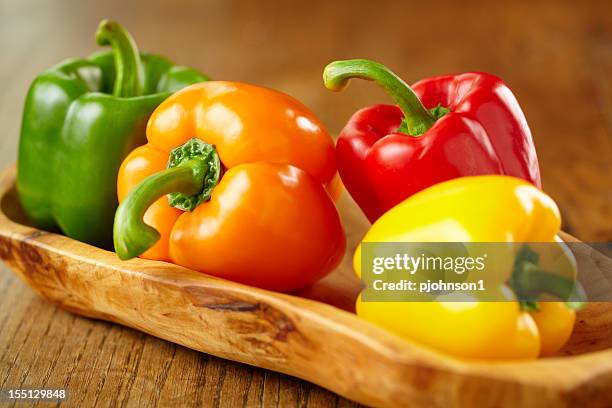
323,59,541,222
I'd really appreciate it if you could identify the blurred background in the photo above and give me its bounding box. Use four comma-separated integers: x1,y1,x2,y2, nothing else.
0,1,610,406
0,0,610,241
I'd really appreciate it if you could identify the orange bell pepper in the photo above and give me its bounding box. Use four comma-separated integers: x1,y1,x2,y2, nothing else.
114,81,346,291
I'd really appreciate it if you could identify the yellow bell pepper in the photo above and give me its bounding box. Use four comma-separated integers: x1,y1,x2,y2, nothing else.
354,175,582,359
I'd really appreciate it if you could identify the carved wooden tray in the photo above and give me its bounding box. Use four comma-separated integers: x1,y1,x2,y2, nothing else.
1,164,611,407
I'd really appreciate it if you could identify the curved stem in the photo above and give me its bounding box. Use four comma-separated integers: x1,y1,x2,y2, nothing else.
113,161,204,260
95,19,142,97
323,59,436,136
512,263,586,310
114,139,221,260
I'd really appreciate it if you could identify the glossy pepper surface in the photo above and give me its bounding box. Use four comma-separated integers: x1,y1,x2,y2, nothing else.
324,59,541,222
17,20,209,248
114,81,346,291
354,175,582,359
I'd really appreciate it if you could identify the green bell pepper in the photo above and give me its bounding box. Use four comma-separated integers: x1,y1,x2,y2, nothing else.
17,20,209,249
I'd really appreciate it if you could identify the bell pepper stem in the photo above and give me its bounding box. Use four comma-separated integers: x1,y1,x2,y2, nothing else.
114,138,221,260
512,262,586,310
95,19,142,97
323,59,437,136
113,162,202,260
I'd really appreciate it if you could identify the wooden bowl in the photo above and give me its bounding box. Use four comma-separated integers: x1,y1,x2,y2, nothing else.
1,164,611,407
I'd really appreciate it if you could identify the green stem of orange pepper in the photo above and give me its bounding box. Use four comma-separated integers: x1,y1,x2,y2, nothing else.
114,138,221,260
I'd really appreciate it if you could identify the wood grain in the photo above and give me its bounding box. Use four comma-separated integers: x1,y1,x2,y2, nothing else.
0,288,350,407
0,0,610,406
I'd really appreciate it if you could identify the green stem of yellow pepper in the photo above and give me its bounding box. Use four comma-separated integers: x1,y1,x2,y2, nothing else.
512,259,586,311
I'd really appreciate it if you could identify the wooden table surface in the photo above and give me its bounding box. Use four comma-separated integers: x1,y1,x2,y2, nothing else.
0,0,610,407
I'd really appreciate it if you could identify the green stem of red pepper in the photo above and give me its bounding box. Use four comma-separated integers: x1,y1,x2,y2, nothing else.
113,138,221,260
323,59,446,136
95,20,142,97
